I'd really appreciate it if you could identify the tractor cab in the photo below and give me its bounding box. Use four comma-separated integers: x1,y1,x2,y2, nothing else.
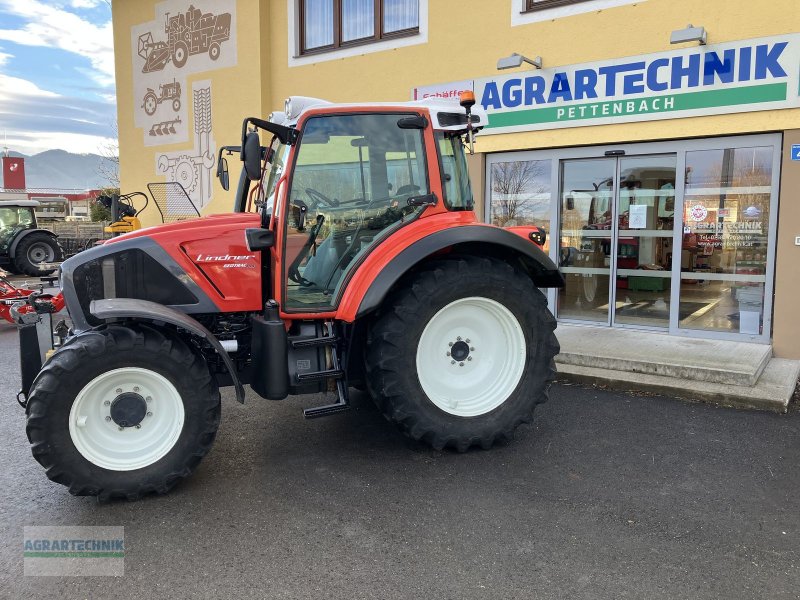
0,201,36,246
236,94,494,313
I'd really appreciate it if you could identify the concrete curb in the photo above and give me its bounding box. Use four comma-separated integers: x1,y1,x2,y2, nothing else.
554,358,800,413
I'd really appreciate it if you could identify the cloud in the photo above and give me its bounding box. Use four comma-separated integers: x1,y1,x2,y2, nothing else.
0,0,114,87
70,0,104,8
0,73,59,99
0,50,11,67
0,73,116,155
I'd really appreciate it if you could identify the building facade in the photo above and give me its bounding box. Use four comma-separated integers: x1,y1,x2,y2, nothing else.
112,0,800,359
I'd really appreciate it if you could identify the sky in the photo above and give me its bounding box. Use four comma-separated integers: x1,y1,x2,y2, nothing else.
0,0,116,156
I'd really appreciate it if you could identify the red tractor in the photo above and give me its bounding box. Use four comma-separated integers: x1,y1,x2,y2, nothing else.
18,94,563,500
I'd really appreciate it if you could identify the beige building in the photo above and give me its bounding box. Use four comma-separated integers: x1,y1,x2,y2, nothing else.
112,0,800,365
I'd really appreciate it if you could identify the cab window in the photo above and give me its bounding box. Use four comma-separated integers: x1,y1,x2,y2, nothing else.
435,132,473,210
284,112,429,311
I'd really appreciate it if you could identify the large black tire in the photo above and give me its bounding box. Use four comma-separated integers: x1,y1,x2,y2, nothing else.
26,324,221,500
13,232,63,276
365,256,559,452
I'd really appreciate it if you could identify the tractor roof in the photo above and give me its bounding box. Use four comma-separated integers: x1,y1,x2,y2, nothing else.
0,199,39,207
273,96,486,134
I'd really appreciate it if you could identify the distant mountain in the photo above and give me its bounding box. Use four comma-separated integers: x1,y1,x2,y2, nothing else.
4,150,115,190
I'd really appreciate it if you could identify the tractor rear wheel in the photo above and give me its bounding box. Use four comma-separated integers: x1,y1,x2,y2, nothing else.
25,324,221,500
13,232,63,276
365,256,559,452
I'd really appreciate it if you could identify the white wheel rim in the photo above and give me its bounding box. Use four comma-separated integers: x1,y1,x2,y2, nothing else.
415,297,527,417
28,243,54,263
68,367,185,471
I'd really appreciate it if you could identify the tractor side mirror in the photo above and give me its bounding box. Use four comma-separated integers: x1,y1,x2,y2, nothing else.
217,156,230,191
243,130,262,181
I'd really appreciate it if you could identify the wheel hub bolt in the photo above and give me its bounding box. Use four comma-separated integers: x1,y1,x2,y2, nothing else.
465,339,470,343
115,388,122,394
468,356,473,361
448,342,454,347
147,412,153,417
459,362,464,367
471,347,475,352
133,386,140,393
457,336,462,341
105,416,111,422
451,360,456,365
446,351,451,357
104,400,110,406
118,426,124,431
135,424,141,429
146,396,152,403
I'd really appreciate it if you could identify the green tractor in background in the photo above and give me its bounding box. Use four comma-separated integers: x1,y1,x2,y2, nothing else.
0,200,63,276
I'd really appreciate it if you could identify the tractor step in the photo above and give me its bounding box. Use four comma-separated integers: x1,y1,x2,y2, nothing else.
303,400,350,419
301,331,349,419
291,335,339,349
296,368,344,382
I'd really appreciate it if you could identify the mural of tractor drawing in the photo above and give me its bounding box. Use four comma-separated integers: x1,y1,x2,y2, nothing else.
156,82,215,211
142,78,182,115
138,5,231,73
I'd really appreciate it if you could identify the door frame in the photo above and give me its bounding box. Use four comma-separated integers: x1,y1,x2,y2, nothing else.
484,133,782,344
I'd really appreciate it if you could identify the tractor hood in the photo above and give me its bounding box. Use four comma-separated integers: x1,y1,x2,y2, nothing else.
103,212,260,245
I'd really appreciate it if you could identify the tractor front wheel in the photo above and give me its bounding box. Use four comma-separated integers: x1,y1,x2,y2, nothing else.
25,325,221,500
365,256,559,452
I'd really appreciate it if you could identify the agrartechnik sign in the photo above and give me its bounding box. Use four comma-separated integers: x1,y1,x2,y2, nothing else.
412,35,800,135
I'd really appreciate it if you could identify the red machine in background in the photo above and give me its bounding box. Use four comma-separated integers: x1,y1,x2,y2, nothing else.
0,270,63,324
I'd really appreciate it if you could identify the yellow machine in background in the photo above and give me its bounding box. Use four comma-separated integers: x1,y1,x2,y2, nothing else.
98,192,149,236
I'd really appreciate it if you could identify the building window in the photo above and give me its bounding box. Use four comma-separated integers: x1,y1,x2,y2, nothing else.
488,158,553,251
524,0,591,11
301,0,419,55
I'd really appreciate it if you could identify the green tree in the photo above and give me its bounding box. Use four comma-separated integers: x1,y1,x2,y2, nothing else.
90,187,119,222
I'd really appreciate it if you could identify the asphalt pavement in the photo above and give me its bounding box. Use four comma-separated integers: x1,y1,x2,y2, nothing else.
0,319,799,599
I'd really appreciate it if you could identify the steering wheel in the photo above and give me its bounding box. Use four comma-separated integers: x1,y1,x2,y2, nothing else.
305,187,338,208
396,184,420,196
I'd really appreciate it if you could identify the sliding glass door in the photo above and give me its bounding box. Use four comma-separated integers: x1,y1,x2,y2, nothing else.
484,133,779,343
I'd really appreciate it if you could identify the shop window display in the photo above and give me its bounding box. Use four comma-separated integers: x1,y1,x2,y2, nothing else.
679,146,772,334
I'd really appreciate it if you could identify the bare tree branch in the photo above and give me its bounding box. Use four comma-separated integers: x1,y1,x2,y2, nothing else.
97,120,119,189
490,160,546,225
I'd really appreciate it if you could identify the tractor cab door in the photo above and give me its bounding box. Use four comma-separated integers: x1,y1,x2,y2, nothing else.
282,112,431,312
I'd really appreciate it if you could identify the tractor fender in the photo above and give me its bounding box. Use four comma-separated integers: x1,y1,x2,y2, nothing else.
9,228,58,258
89,298,245,403
348,225,564,320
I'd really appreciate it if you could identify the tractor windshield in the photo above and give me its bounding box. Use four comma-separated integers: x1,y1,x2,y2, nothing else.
257,138,290,217
283,112,430,311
